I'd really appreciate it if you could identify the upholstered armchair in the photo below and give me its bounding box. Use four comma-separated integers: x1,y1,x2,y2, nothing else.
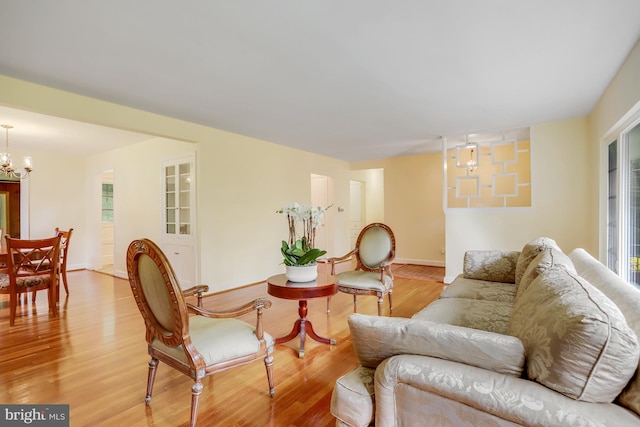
126,239,275,427
329,223,396,316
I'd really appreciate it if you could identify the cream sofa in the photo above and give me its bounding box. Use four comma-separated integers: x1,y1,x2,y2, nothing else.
330,238,640,426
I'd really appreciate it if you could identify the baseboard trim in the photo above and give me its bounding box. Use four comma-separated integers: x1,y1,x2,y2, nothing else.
393,258,445,267
443,275,457,284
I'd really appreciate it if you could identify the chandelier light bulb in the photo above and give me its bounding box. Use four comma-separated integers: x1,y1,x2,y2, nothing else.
0,124,32,179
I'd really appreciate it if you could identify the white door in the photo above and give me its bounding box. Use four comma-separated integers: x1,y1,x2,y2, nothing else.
161,154,197,288
349,180,365,247
311,174,330,257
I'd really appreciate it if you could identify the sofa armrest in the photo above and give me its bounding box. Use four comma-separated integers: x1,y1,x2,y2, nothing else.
374,355,639,427
463,250,520,283
348,314,525,376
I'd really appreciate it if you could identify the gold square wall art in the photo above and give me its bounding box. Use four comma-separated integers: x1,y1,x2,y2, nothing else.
445,133,531,208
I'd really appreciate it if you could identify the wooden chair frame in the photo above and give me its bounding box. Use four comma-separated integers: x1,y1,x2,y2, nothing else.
329,223,396,316
2,235,61,326
54,227,73,295
126,239,274,427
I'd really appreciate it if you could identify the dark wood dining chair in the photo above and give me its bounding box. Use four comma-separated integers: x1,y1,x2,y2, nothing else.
54,227,73,295
0,235,61,326
126,239,275,427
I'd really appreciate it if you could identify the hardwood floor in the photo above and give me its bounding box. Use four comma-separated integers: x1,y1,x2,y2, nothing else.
0,266,443,426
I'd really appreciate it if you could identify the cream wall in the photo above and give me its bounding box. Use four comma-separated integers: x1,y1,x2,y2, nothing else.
17,149,87,270
589,38,640,260
351,153,446,266
444,118,592,281
198,133,351,289
0,75,352,292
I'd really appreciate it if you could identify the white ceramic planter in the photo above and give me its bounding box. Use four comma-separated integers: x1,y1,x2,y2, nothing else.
285,264,318,282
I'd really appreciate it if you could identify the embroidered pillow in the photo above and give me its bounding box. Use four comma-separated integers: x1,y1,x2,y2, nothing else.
508,267,639,402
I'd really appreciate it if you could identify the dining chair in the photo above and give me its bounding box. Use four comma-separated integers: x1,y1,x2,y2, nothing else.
54,227,73,295
126,239,275,427
0,235,61,326
329,223,396,316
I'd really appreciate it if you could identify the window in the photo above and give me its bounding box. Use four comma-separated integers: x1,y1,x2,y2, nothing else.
608,121,640,286
102,183,113,222
608,140,618,272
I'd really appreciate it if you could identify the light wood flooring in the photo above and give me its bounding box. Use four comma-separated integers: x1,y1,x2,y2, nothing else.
0,266,443,426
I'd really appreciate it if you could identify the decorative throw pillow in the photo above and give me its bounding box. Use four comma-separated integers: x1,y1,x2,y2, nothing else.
514,237,558,286
516,247,576,300
508,267,640,402
463,250,520,283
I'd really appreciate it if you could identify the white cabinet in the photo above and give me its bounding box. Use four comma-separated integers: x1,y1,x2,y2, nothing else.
162,155,197,288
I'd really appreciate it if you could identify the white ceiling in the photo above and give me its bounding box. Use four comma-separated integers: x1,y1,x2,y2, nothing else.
0,106,153,156
0,1,639,161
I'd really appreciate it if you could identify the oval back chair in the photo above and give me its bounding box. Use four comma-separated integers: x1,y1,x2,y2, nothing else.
126,239,275,427
330,223,396,315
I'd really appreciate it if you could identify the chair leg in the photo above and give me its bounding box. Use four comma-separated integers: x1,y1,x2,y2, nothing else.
9,293,17,326
264,354,275,397
48,285,57,317
190,381,203,427
145,358,158,404
388,290,393,315
32,290,37,303
326,296,331,314
353,295,357,313
377,296,383,316
61,269,69,295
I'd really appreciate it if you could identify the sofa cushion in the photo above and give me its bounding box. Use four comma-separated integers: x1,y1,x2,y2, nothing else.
412,298,513,334
348,314,525,376
514,237,558,286
508,267,640,402
440,275,516,303
330,366,375,427
516,247,576,300
463,250,520,284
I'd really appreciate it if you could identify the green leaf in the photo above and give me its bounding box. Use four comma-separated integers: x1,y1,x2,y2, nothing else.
297,248,327,265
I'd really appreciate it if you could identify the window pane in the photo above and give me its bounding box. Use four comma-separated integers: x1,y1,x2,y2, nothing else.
628,124,640,285
102,183,114,223
608,140,618,272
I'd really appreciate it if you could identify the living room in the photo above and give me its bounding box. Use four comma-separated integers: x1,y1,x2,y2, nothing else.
1,2,640,426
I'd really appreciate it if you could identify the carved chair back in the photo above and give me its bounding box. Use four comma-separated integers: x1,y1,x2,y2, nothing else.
2,235,61,325
126,239,191,349
355,223,396,272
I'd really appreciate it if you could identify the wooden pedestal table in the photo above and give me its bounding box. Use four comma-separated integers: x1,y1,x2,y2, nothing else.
266,272,338,358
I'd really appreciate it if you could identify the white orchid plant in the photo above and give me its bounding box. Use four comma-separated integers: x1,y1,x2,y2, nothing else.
277,202,331,266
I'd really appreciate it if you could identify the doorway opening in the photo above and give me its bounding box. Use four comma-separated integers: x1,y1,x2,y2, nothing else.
311,174,334,258
0,180,20,238
97,170,114,275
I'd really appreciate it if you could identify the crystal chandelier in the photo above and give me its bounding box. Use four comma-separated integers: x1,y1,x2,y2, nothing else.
455,134,478,173
1,124,32,180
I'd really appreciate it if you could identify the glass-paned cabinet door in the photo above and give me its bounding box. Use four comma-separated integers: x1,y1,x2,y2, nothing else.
178,163,191,235
162,156,195,237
